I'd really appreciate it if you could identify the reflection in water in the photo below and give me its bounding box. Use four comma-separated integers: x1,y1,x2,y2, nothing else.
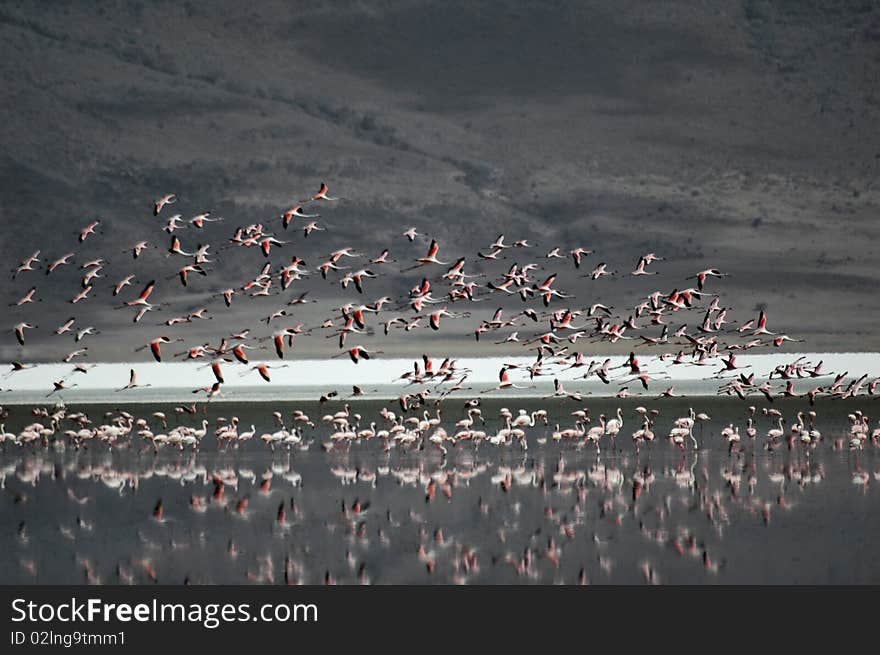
0,398,877,584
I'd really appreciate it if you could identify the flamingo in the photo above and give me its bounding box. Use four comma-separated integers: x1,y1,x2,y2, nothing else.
281,205,319,229
13,322,36,346
135,336,177,362
584,416,605,453
47,379,77,397
631,257,657,276
752,310,775,336
73,325,100,343
303,221,325,237
307,182,339,201
406,239,448,269
241,363,288,382
552,422,584,441
190,213,223,229
631,420,654,448
692,268,728,290
428,428,449,456
46,252,75,274
167,236,193,257
123,280,156,309
117,369,151,392
331,346,382,364
13,250,41,277
9,287,37,307
154,193,177,215
766,418,785,440
113,275,136,296
79,220,100,243
511,409,538,428
485,366,532,392
604,408,624,439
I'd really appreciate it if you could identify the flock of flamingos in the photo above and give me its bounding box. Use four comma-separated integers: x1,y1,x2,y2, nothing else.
1,182,879,584
2,181,879,453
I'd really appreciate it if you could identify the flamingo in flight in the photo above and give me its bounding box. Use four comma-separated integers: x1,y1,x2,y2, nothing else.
282,205,319,229
70,286,92,304
402,239,448,270
483,366,533,393
13,250,41,277
135,336,178,362
47,252,75,274
13,322,37,346
303,221,324,237
11,287,38,306
307,182,339,202
79,221,100,243
240,364,289,382
124,280,156,308
117,368,152,392
154,193,177,215
332,345,382,364
113,275,136,296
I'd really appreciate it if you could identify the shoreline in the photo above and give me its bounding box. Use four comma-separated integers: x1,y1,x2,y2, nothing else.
2,351,878,405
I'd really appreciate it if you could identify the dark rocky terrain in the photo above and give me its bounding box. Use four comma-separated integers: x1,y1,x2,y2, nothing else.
1,1,879,360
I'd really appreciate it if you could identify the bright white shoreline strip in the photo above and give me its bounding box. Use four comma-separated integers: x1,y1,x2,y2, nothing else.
1,353,878,403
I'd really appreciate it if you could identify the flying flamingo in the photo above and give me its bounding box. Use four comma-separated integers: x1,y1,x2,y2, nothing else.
11,287,38,306
47,379,77,397
631,257,657,276
154,193,177,215
123,280,156,309
79,221,100,243
69,287,92,304
483,367,532,393
282,205,319,229
240,364,289,382
190,213,223,229
13,322,37,346
129,242,150,259
13,250,41,277
168,236,193,257
117,369,151,392
332,346,382,364
136,336,178,362
303,221,324,237
113,275,136,296
691,268,728,290
55,318,75,335
46,252,75,274
307,182,339,202
405,239,448,270
752,311,775,336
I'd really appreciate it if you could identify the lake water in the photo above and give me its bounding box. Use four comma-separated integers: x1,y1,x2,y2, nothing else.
0,396,878,584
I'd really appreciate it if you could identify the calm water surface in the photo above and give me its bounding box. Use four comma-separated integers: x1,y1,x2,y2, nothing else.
0,397,878,584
